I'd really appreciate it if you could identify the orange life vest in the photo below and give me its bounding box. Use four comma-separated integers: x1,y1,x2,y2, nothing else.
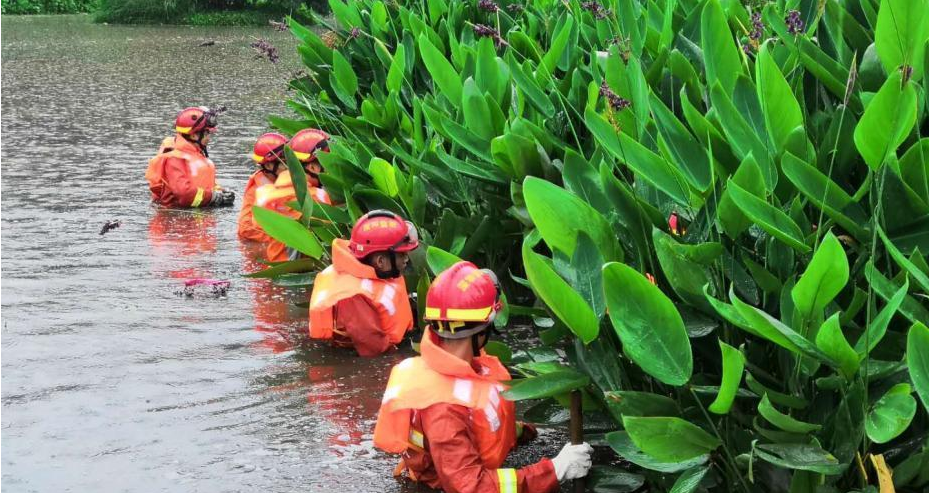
237,170,276,242
308,239,413,344
146,135,217,207
373,332,517,469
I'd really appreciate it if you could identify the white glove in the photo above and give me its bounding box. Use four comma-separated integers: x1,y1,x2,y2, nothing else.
552,442,593,481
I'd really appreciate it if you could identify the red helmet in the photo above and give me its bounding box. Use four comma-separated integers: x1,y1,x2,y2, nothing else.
425,261,502,338
175,106,223,135
288,128,330,163
252,132,288,164
348,210,419,258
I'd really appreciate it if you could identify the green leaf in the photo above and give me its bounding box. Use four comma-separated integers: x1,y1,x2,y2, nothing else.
587,466,645,493
781,152,869,240
878,226,929,293
330,50,358,108
907,322,929,413
653,228,712,312
284,147,309,210
506,54,555,117
670,466,710,493
425,246,461,276
538,16,574,80
484,341,512,363
586,108,693,207
792,232,849,320
418,33,462,103
754,443,844,475
854,70,918,170
875,0,929,80
502,369,590,400
710,82,777,190
563,149,611,215
462,78,494,141
701,0,741,95
866,383,917,443
571,232,606,316
854,278,909,357
386,44,406,93
865,262,929,324
606,431,709,473
756,42,804,152
523,240,600,344
745,373,808,409
523,176,620,260
708,341,745,414
718,154,766,237
622,416,721,463
368,157,399,197
727,180,810,252
650,93,713,192
603,262,693,386
814,313,860,379
758,394,821,433
604,391,680,417
244,257,319,278
253,207,323,259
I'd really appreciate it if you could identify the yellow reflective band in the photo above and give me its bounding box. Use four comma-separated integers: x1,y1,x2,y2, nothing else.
191,187,205,207
292,150,312,161
408,429,424,449
252,153,265,163
446,307,493,321
175,126,192,134
424,307,441,318
496,469,517,493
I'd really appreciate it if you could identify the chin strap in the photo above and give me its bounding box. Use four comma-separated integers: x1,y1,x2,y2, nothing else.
471,330,491,357
375,251,402,279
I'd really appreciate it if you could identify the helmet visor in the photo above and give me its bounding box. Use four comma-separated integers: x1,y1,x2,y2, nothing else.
392,221,419,251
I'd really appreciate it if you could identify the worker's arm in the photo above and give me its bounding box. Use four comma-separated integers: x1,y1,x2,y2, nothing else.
420,404,559,493
334,295,393,357
164,157,212,207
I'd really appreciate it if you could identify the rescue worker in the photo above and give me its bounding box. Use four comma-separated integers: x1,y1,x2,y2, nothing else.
308,210,419,357
374,261,593,493
256,128,333,262
238,132,288,242
146,106,235,208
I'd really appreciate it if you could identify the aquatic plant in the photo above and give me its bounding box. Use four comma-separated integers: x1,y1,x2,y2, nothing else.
258,0,929,490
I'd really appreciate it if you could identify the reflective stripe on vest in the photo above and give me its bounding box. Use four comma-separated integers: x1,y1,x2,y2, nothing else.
496,469,517,493
191,187,205,207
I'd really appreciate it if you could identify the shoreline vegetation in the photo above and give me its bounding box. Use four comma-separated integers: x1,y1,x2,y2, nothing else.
1,0,325,25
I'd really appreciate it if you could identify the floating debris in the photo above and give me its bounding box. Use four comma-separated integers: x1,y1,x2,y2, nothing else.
198,40,215,47
99,220,121,235
269,19,288,32
176,279,231,298
250,38,280,63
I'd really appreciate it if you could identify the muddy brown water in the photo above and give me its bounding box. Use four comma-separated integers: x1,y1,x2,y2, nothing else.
1,14,563,492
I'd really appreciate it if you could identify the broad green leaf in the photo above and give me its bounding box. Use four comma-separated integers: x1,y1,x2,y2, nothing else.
854,278,909,357
875,0,929,80
586,108,693,207
756,42,804,152
854,71,918,170
781,152,869,240
462,78,493,141
253,207,323,259
718,154,766,237
506,54,555,117
604,262,693,386
587,467,645,493
670,466,710,493
653,228,712,312
866,383,917,443
571,232,606,317
865,261,929,324
284,147,309,210
604,391,680,417
418,33,463,103
745,373,808,409
622,416,721,462
606,431,709,473
330,50,358,109
538,16,574,80
878,226,929,293
523,176,620,260
425,246,461,276
709,341,745,414
701,0,741,94
386,44,406,93
754,443,844,475
368,157,399,197
711,82,777,190
792,232,849,320
502,369,590,400
727,180,810,252
908,322,929,413
484,341,512,363
563,149,611,215
244,257,319,278
650,93,713,192
814,313,860,379
758,394,822,433
523,241,600,344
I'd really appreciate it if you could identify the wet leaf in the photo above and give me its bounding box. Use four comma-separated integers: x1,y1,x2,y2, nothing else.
571,232,606,316
587,466,645,493
878,226,929,293
604,262,693,386
670,466,710,493
418,33,462,103
701,0,741,94
653,228,712,312
854,278,909,357
604,391,680,417
253,207,323,259
484,341,512,364
502,369,590,401
875,0,929,80
727,180,810,252
866,383,917,443
708,340,745,414
605,431,710,473
523,240,599,344
907,322,929,413
814,313,860,379
622,416,721,462
759,394,821,433
754,443,844,475
854,70,918,170
756,42,803,152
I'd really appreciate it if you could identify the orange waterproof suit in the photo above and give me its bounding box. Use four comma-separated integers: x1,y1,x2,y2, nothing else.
237,170,277,242
373,332,559,493
255,170,332,262
308,239,413,356
146,135,218,208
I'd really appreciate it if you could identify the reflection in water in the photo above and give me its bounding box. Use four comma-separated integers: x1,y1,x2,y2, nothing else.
148,208,219,280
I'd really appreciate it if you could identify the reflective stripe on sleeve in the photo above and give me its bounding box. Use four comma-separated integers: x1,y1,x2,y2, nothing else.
408,429,424,449
191,187,205,207
496,468,517,493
